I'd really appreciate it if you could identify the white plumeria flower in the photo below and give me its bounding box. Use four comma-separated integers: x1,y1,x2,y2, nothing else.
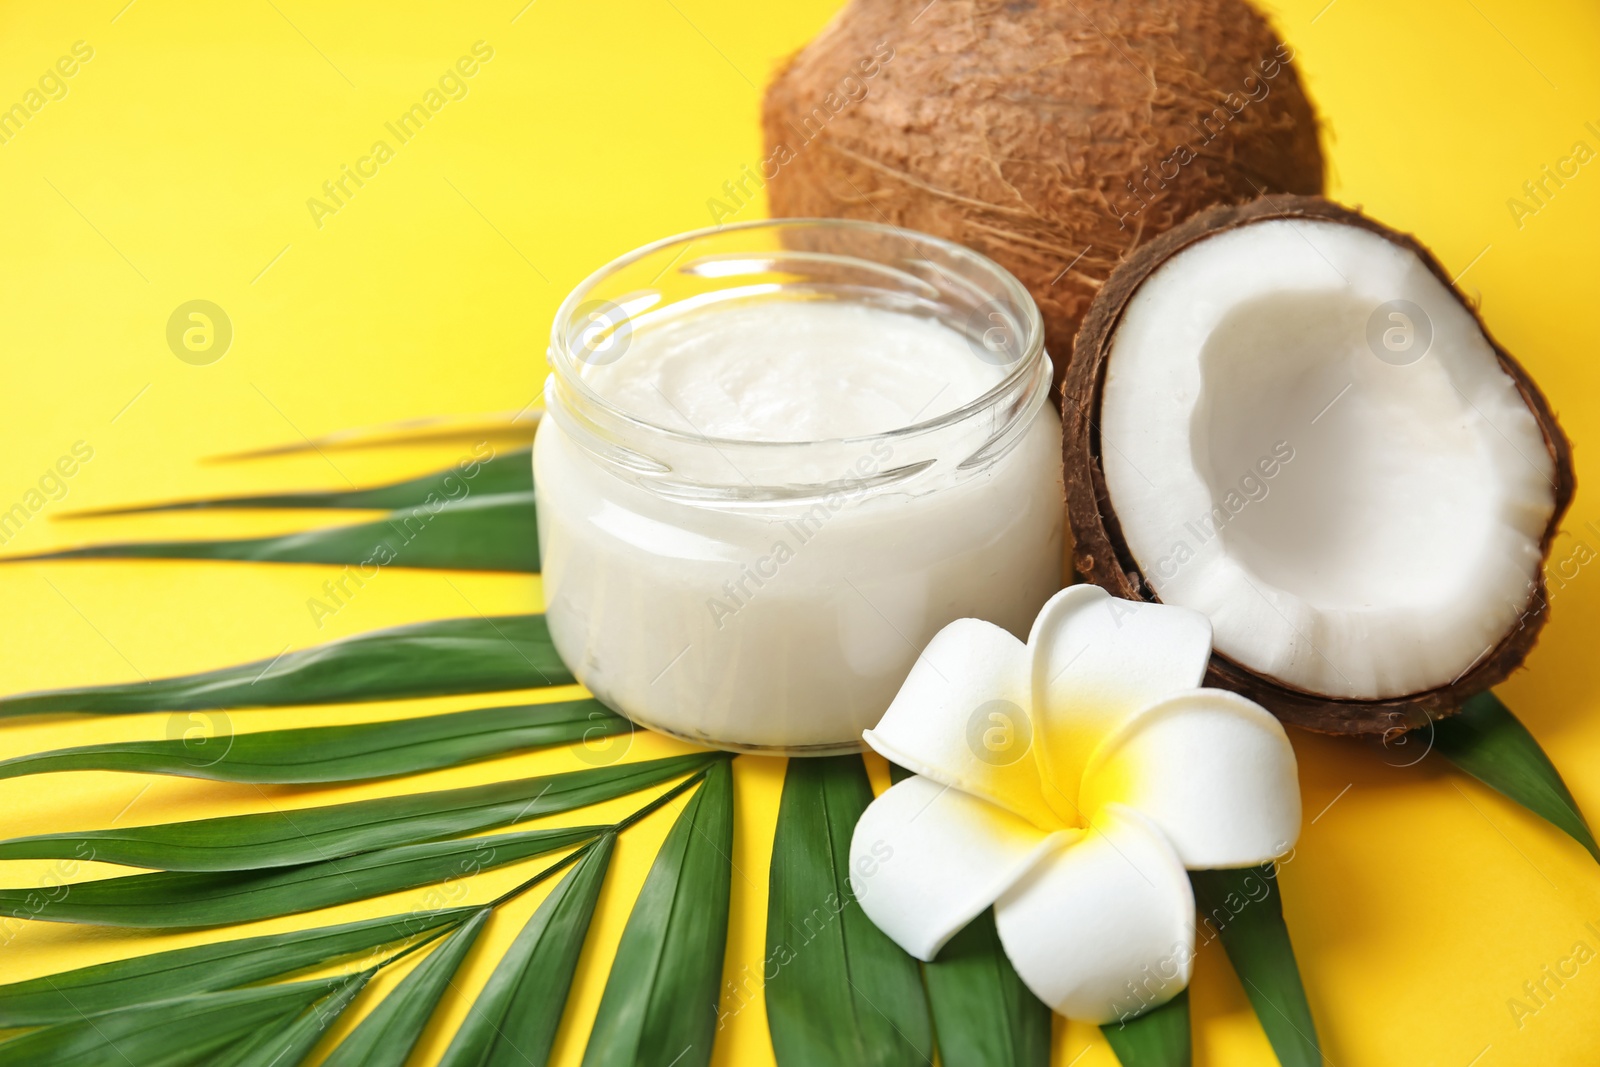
848,585,1301,1025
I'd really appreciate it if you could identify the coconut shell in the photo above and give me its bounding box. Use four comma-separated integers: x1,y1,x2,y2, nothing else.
761,0,1324,394
1063,195,1576,735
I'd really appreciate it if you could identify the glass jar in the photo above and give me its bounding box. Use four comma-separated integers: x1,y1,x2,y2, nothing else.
536,219,1063,755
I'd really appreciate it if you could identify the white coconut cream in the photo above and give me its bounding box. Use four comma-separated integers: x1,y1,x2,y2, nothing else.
584,301,1003,440
536,220,1063,753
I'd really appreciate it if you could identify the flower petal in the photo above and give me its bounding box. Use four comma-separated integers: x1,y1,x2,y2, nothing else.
849,774,1071,961
995,804,1194,1024
1080,689,1301,868
863,618,1059,829
1028,585,1213,813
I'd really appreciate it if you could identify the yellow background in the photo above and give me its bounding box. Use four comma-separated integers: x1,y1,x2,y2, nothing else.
2,1,1599,1064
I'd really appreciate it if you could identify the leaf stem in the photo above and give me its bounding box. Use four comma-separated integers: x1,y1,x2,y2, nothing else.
483,753,726,910
370,922,464,972
613,754,728,833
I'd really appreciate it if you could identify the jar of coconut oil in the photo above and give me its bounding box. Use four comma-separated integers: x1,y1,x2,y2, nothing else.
536,219,1063,754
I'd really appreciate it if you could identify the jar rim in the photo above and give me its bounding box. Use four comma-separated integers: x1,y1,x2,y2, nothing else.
547,217,1047,450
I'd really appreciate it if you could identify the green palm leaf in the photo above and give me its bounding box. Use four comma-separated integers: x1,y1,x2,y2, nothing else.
1433,691,1600,863
67,447,532,517
2,491,540,573
887,759,1049,1067
441,832,616,1067
0,698,628,785
1191,865,1320,1067
0,752,714,870
765,756,933,1067
923,909,1050,1067
582,758,734,1067
0,906,471,1026
0,613,572,717
320,909,494,1067
0,824,599,928
211,414,536,462
1101,989,1191,1067
211,970,373,1067
0,975,353,1067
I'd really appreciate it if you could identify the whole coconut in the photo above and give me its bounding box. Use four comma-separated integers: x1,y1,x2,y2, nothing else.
762,0,1325,391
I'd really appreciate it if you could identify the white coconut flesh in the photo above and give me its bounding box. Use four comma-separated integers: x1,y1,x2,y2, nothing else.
1098,219,1557,701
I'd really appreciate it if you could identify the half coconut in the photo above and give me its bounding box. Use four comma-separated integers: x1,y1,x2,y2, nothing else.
1063,196,1573,735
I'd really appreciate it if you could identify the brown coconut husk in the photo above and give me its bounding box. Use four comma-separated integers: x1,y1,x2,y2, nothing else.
761,0,1325,394
1063,195,1576,735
